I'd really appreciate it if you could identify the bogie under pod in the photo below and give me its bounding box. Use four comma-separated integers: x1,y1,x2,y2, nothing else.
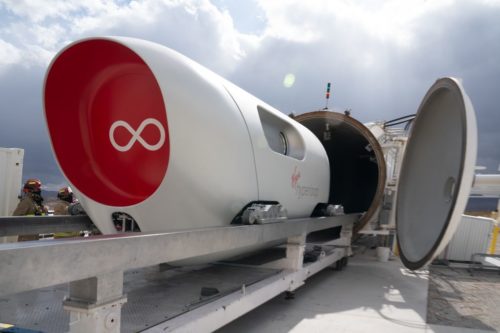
294,111,386,233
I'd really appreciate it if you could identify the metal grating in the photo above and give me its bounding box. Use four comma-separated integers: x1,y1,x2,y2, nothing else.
0,264,280,333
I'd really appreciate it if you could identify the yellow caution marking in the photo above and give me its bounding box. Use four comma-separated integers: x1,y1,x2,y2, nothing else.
489,225,499,254
0,323,14,328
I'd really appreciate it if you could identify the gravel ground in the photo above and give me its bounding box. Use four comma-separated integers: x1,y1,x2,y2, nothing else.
427,265,500,331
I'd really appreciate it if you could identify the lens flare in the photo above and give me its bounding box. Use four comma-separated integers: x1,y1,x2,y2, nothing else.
283,73,295,88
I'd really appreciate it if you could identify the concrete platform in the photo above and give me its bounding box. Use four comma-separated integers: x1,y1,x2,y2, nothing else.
0,248,496,332
218,251,495,333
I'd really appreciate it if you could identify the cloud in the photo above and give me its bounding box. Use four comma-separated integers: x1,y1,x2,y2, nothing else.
0,39,22,66
0,0,258,74
67,0,260,74
0,0,499,192
0,0,262,188
0,0,118,23
229,0,500,171
256,0,459,46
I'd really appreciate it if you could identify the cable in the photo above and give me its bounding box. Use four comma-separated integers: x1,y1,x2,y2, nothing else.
383,114,416,128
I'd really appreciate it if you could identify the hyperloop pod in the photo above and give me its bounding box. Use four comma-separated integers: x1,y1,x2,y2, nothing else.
44,37,477,270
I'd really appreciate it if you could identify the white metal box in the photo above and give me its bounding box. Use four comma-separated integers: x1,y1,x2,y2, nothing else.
0,148,24,216
440,214,495,261
0,148,24,243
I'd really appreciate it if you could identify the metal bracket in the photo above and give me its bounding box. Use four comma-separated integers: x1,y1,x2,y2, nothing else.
261,234,306,275
63,272,127,333
241,203,287,224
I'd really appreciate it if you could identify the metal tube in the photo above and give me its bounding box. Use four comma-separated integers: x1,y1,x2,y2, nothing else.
473,174,500,187
294,111,386,233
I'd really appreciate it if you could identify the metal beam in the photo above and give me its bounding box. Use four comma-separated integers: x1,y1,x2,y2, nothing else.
145,247,348,332
0,215,95,236
0,214,356,297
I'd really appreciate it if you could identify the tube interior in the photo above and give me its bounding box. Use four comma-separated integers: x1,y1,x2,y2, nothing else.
295,111,386,232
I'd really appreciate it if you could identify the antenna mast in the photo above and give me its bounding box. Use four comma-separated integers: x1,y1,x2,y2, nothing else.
324,82,331,110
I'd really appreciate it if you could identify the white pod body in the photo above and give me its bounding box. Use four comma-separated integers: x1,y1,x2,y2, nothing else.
44,37,329,235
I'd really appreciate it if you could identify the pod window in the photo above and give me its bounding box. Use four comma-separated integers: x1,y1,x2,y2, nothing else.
258,106,304,159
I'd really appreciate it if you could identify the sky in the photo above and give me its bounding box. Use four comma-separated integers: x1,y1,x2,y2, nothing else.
0,0,499,190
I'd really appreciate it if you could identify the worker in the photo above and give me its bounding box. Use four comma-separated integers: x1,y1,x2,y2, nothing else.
52,186,82,238
52,186,74,215
12,178,47,216
12,178,48,241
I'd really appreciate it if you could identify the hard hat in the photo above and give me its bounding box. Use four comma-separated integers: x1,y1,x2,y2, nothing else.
23,178,42,193
57,186,73,201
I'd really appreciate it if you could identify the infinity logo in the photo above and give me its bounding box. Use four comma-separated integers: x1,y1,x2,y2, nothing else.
109,118,166,152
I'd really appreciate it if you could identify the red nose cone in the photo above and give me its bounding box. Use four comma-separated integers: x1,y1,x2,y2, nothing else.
44,39,170,206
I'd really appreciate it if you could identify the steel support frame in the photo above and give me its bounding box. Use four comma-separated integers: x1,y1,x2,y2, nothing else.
0,214,356,332
0,215,94,236
145,226,352,332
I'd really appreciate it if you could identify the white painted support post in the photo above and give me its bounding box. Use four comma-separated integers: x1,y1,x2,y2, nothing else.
284,234,307,293
262,233,306,271
63,271,127,333
331,223,353,249
284,234,307,271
